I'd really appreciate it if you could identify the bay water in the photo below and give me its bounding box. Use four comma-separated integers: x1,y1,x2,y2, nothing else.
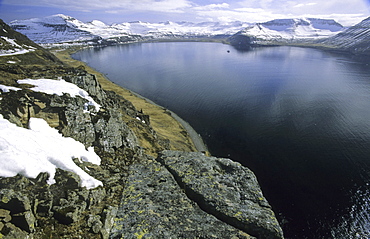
73,42,370,238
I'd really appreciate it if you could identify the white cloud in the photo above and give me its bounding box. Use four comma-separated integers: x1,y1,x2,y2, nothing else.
293,2,318,8
193,3,229,11
4,0,192,13
3,0,369,25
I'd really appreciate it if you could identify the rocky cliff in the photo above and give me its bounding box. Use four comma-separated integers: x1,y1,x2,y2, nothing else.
0,19,284,238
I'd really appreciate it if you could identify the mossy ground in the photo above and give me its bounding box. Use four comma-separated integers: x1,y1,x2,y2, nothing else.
52,47,197,155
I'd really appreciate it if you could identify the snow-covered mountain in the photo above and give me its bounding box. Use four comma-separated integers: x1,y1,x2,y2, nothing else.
9,14,347,48
320,16,370,55
0,19,60,64
9,14,249,44
228,18,344,49
10,14,142,44
10,15,98,44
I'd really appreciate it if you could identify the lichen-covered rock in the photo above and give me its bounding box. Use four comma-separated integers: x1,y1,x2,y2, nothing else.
157,150,284,239
0,189,32,214
0,209,11,223
101,206,118,239
1,222,29,239
110,158,255,239
87,214,103,234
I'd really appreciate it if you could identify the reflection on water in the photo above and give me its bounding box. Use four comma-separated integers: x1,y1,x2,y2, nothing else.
331,186,370,238
73,43,370,238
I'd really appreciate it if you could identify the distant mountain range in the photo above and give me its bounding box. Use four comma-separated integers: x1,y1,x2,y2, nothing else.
9,14,249,44
9,14,344,44
7,14,370,55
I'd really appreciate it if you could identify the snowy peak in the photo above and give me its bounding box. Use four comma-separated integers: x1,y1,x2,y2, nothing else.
10,14,97,44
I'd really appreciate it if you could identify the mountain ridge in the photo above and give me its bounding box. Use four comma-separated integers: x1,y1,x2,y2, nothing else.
228,17,345,49
9,14,248,44
319,16,370,55
9,14,348,46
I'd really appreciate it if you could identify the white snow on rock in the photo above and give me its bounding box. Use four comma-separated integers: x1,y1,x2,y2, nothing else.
17,78,101,112
0,84,21,93
0,114,102,189
0,36,36,56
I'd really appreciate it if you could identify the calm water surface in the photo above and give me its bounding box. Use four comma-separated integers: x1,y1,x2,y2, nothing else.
73,42,370,238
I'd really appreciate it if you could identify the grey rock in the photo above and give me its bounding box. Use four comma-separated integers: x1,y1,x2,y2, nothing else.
11,210,36,232
1,222,29,239
50,94,96,147
94,109,138,153
53,204,85,225
0,189,31,214
87,187,106,210
157,150,284,239
101,206,118,239
87,214,103,234
54,168,82,189
110,158,255,239
65,74,106,104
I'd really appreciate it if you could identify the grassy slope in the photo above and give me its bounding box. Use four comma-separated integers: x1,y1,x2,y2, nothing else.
52,47,198,154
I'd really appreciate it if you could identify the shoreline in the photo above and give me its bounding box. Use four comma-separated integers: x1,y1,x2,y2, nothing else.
52,46,209,154
128,90,209,153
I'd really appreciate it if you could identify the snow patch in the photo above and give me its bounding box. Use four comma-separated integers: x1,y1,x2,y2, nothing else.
0,115,102,189
0,84,21,93
17,78,101,112
0,36,36,56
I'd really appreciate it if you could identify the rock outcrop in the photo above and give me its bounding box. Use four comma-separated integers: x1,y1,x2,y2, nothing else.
157,151,284,239
111,157,255,239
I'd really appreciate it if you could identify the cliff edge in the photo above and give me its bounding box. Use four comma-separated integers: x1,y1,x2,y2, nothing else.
0,19,283,238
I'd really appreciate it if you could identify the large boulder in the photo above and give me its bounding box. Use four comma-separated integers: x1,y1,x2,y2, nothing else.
157,150,284,239
110,158,255,238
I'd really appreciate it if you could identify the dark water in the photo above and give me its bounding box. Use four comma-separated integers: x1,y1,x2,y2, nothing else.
73,42,370,238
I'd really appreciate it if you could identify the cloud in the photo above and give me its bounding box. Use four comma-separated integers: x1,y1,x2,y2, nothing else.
293,2,318,8
3,0,192,13
193,3,229,11
2,0,369,25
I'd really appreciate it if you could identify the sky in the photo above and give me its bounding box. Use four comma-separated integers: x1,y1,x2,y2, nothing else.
0,0,369,26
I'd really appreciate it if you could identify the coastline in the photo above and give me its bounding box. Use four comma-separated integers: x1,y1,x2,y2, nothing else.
52,46,209,154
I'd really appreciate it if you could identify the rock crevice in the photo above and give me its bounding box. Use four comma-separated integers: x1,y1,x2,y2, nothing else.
156,150,284,239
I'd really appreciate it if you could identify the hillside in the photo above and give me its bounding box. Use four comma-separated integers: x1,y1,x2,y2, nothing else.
0,19,284,238
319,16,370,55
0,19,61,65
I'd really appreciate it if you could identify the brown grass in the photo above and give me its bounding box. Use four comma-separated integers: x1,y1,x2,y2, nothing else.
52,47,197,153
